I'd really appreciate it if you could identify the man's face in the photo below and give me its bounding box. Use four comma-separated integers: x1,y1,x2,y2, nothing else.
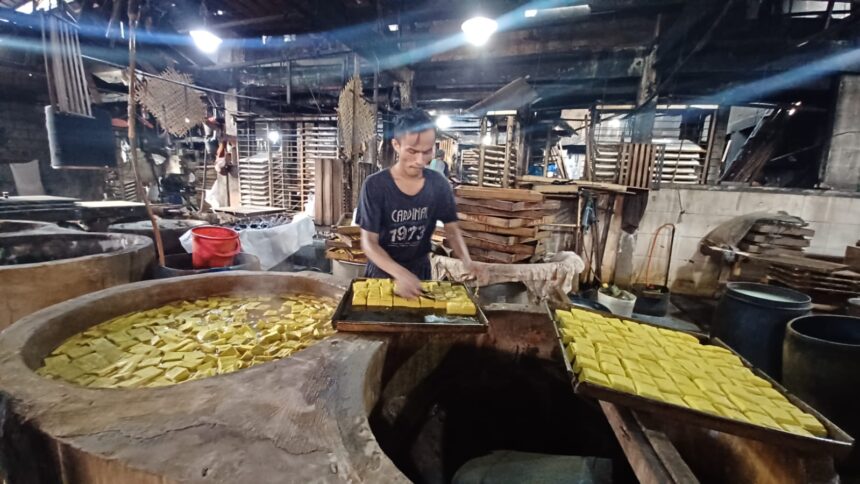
392,129,436,177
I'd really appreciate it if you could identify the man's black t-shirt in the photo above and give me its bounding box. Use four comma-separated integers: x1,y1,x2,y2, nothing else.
356,168,458,279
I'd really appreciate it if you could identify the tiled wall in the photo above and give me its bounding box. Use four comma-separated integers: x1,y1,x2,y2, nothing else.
630,187,860,296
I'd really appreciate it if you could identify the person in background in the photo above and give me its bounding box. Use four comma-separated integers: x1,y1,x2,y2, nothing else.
430,148,451,178
356,109,479,298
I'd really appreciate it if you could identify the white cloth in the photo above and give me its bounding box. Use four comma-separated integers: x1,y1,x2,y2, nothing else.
180,213,315,270
431,251,585,304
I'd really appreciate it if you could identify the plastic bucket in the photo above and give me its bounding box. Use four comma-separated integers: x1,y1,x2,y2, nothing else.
190,226,240,269
597,291,637,318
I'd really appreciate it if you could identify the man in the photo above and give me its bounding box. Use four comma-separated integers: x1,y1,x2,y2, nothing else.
429,148,451,178
356,109,478,298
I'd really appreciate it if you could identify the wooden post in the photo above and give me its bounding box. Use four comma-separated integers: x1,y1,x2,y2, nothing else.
126,0,165,267
503,115,514,188
477,116,488,187
542,125,552,177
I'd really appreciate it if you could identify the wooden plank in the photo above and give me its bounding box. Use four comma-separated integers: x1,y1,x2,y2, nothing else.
752,224,815,237
455,196,545,212
457,212,535,228
455,186,544,203
600,402,685,484
743,233,809,244
457,221,537,237
461,230,522,245
744,237,811,249
456,204,545,220
753,254,847,274
846,246,860,272
460,235,536,255
467,247,533,263
519,176,630,194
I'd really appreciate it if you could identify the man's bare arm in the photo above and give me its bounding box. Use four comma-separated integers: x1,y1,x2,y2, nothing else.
360,229,422,298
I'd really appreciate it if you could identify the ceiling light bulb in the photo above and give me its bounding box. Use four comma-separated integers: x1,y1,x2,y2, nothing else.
216,10,224,15
461,16,497,47
388,24,399,32
524,9,538,18
436,115,452,130
267,131,280,143
190,29,222,54
184,117,191,124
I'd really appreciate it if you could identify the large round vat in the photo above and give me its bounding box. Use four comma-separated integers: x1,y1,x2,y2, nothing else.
0,272,407,483
0,232,153,330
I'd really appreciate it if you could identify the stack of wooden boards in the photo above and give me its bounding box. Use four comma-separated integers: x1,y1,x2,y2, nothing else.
556,307,828,437
350,279,476,315
761,254,860,299
740,222,814,255
452,187,559,264
461,146,517,187
325,223,367,264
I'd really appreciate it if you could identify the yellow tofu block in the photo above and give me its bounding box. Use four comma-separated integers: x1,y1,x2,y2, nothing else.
660,392,688,408
676,382,707,399
781,424,814,437
419,297,434,308
564,343,576,361
161,352,184,362
762,405,797,426
727,393,754,413
165,366,190,382
634,382,663,401
133,366,163,383
580,368,611,387
402,297,421,309
446,301,476,316
574,341,596,359
596,353,621,367
745,411,781,430
573,355,600,374
628,370,656,386
668,373,694,387
608,374,636,394
683,396,720,415
653,377,680,395
600,362,626,377
693,378,722,394
714,403,748,422
794,413,827,437
352,291,367,306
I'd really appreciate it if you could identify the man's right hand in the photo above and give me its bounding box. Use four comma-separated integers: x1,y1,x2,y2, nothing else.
393,271,423,299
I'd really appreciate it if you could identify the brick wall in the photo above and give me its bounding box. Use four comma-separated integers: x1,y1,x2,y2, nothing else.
630,187,860,296
0,65,104,199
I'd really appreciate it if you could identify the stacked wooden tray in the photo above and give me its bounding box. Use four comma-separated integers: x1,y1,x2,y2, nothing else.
740,222,814,255
452,187,558,264
461,145,517,188
549,304,854,457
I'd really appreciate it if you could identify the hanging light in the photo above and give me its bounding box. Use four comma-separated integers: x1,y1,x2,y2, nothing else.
190,29,222,54
388,24,399,32
461,16,497,47
436,115,452,130
524,9,538,17
267,131,280,144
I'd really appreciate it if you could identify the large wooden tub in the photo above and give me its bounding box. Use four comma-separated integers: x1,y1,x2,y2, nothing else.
0,232,153,330
0,272,406,484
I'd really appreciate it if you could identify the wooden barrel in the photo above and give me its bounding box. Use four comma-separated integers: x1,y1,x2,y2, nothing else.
0,272,407,484
0,232,154,330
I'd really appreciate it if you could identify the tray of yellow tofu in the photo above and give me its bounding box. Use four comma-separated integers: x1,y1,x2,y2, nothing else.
332,278,489,333
552,305,854,457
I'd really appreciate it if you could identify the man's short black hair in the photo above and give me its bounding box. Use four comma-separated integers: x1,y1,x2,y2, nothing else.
393,108,435,139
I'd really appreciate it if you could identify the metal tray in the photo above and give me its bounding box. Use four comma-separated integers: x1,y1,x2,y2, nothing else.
548,303,855,458
332,278,489,333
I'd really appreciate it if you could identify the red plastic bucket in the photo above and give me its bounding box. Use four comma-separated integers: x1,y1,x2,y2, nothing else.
190,226,241,269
